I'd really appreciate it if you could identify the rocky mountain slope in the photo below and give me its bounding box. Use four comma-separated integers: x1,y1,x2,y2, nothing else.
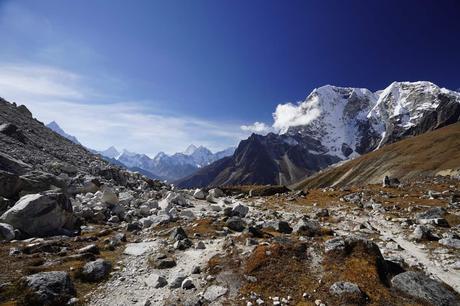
178,81,460,188
294,122,460,189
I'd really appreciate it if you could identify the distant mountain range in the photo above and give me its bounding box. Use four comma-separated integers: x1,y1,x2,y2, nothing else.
45,121,235,181
176,81,460,188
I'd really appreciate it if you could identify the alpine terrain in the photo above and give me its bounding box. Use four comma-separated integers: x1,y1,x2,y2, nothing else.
177,81,460,188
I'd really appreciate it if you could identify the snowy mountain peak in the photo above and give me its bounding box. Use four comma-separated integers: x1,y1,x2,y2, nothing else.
281,81,460,159
98,146,120,159
183,144,198,155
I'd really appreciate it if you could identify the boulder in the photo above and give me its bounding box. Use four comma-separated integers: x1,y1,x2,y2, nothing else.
226,216,246,232
208,188,224,198
439,237,460,249
382,175,400,188
101,188,118,205
145,274,167,288
193,188,206,200
0,222,15,241
329,281,367,304
80,259,112,282
169,274,186,289
170,226,188,241
231,203,249,218
0,152,32,175
0,192,74,237
181,278,195,290
0,123,26,143
391,271,458,305
293,218,321,236
412,225,438,241
204,285,228,302
264,221,292,234
21,271,76,306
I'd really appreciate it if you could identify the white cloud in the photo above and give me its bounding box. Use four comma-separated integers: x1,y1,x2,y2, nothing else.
0,63,245,156
240,121,272,134
272,100,321,133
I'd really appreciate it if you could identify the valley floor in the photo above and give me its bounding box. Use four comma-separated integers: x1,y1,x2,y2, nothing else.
86,177,460,305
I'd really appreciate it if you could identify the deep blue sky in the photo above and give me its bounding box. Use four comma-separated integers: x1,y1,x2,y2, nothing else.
0,0,459,154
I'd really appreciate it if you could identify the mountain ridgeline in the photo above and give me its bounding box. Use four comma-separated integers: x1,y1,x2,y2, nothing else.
177,81,460,188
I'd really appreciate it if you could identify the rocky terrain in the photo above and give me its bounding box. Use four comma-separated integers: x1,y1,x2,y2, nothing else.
295,122,460,189
178,81,460,188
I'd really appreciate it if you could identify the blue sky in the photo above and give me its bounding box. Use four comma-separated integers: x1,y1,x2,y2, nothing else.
0,0,459,156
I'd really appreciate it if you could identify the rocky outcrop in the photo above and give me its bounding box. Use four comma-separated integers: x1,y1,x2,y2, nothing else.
0,192,75,237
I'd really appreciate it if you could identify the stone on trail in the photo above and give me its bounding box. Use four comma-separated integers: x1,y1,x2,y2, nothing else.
101,187,118,205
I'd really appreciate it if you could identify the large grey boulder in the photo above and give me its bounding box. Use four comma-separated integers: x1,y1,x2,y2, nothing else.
21,271,76,306
80,259,112,282
0,222,15,241
0,192,74,237
391,271,459,306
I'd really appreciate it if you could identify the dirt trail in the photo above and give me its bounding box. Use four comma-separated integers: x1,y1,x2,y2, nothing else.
370,218,460,294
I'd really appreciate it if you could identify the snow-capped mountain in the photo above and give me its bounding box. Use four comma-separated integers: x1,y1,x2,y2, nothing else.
115,145,235,181
97,146,120,159
177,81,460,188
46,121,81,145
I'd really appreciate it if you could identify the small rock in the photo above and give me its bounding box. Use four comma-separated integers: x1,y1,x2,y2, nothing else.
181,278,195,290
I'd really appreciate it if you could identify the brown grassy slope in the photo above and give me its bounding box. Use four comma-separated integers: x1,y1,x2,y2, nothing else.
294,122,460,189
